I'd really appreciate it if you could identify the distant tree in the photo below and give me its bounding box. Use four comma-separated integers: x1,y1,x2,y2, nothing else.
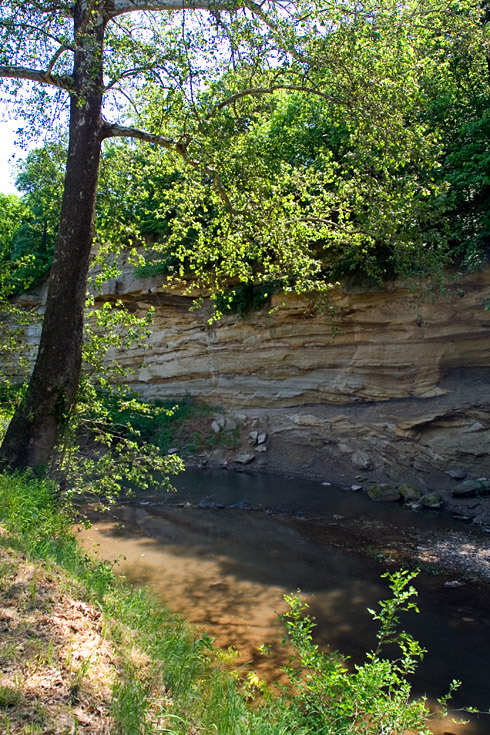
0,193,39,389
0,0,487,471
0,145,66,293
12,144,65,259
0,194,28,258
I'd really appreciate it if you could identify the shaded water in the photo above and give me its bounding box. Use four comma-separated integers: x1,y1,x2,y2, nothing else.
80,470,490,734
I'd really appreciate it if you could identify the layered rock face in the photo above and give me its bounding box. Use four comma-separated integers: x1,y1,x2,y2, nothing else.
18,266,490,484
97,266,490,484
108,269,488,404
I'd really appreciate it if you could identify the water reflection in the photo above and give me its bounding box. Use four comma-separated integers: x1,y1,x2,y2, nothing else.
79,471,490,735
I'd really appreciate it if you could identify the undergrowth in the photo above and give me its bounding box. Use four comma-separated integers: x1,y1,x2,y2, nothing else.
102,393,238,455
0,472,467,734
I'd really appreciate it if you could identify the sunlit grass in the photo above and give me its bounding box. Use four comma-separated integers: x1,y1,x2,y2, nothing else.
0,472,444,735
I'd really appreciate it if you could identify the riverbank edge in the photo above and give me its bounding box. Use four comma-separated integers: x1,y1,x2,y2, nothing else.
0,472,289,735
1,472,473,735
181,449,490,584
172,394,490,531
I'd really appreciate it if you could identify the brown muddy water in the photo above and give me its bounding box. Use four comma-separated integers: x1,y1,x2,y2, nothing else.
79,470,490,735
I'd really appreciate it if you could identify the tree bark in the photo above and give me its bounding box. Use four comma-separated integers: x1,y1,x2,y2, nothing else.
0,2,106,470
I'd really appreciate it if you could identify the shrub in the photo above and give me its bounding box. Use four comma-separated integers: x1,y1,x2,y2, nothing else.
278,571,435,735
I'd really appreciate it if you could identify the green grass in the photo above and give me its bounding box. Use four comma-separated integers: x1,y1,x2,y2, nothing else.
0,472,454,735
0,684,22,709
0,473,281,734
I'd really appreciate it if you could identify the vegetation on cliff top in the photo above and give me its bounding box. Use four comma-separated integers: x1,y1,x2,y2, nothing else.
0,0,489,472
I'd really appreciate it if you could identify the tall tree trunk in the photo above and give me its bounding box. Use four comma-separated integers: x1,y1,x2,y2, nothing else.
0,2,106,470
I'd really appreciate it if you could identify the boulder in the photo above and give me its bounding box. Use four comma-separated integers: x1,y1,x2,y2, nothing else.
398,484,421,501
446,469,467,481
472,510,490,526
406,501,422,511
420,492,443,509
367,484,401,502
351,450,372,470
234,453,255,465
452,479,490,498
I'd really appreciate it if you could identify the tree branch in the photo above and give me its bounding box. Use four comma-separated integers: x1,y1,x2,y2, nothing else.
101,120,233,211
205,84,339,119
103,66,159,92
106,85,143,119
243,0,310,64
26,0,74,14
107,0,232,18
0,65,73,91
0,21,72,48
100,120,177,149
47,45,72,75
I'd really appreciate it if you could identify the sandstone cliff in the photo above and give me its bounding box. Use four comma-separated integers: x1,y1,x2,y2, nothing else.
16,266,490,488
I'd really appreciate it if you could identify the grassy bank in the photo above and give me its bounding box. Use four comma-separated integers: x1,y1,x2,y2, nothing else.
0,472,446,735
0,473,283,735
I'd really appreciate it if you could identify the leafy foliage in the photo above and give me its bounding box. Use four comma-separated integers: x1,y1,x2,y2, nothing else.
47,299,185,500
1,1,489,304
278,571,456,735
0,145,65,294
122,0,487,294
213,280,283,317
0,473,472,734
79,0,490,297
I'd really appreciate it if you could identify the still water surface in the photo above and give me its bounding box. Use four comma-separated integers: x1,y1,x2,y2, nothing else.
80,470,490,734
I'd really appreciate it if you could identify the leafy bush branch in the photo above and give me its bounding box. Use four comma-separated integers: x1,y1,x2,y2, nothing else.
278,570,466,735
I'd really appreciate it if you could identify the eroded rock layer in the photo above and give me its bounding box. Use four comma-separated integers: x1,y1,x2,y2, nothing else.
103,268,490,407
18,266,490,483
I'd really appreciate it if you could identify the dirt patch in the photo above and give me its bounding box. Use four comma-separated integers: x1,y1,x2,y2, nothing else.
0,539,115,734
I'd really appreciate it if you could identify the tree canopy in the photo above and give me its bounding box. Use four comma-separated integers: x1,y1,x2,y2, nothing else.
0,0,489,471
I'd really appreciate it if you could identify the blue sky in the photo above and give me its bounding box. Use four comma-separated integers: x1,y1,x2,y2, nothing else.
0,119,23,194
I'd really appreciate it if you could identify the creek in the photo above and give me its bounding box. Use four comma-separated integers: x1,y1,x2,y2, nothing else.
79,470,490,735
